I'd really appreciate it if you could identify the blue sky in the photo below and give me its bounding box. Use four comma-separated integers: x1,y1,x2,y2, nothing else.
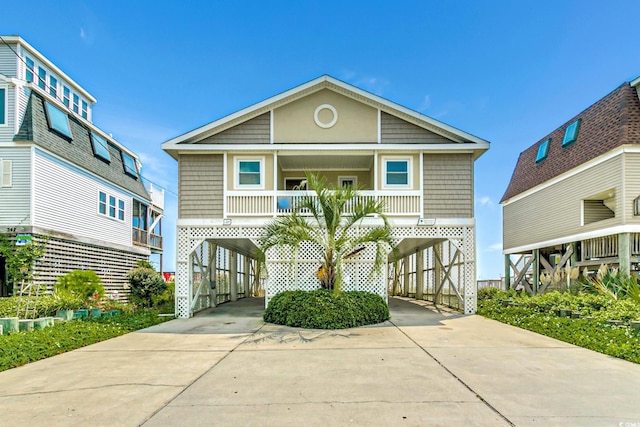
5,1,640,278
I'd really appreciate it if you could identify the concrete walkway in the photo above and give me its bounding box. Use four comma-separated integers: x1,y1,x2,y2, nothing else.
1,297,640,426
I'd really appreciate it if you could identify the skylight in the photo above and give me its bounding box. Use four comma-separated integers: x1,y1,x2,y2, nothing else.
562,119,581,147
536,139,550,163
121,152,138,178
90,132,111,162
44,101,72,139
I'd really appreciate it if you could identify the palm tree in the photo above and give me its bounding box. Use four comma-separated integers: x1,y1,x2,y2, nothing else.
259,171,394,295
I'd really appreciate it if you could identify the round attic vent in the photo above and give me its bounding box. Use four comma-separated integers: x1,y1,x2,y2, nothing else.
314,104,338,129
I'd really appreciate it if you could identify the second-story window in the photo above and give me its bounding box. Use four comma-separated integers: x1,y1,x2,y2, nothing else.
81,100,88,119
383,157,411,188
72,94,79,114
99,191,125,221
0,87,6,126
236,158,264,188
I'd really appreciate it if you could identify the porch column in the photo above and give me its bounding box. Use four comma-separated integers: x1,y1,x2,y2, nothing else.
230,251,238,301
403,255,410,297
619,233,631,276
504,254,511,291
243,255,250,298
416,250,424,300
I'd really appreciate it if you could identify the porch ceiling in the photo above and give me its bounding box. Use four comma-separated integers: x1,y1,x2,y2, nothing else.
278,154,373,171
208,238,260,259
391,237,447,261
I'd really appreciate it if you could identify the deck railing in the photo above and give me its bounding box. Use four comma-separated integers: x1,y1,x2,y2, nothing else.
226,190,422,217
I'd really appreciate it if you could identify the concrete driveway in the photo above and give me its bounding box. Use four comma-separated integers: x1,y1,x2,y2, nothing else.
1,297,639,426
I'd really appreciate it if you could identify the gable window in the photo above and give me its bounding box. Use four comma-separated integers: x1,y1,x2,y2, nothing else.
562,119,581,147
63,86,70,107
25,57,34,82
536,138,550,163
236,158,264,188
1,159,12,188
0,87,6,126
49,75,57,98
44,101,72,139
90,132,111,162
98,191,125,221
383,157,411,188
37,67,46,90
121,152,138,178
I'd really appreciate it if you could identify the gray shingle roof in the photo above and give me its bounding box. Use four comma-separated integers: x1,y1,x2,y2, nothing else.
14,92,150,200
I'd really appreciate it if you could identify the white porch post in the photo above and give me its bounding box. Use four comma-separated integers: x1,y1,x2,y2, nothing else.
210,243,217,307
243,255,250,297
416,250,424,300
230,251,238,301
403,255,410,297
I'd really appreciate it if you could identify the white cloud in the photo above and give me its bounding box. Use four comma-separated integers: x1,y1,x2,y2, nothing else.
338,71,390,96
477,196,493,206
80,28,86,39
488,243,503,251
418,95,431,112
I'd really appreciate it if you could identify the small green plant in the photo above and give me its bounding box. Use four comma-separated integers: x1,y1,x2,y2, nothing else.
127,261,167,308
264,289,389,329
54,270,105,307
152,278,175,314
0,236,46,294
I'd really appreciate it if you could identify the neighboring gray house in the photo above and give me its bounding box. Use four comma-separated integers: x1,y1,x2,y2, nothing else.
162,75,489,317
0,36,163,297
502,79,640,291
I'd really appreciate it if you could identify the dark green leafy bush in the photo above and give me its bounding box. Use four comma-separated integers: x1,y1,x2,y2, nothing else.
54,270,105,307
0,310,169,372
127,265,167,308
264,289,390,329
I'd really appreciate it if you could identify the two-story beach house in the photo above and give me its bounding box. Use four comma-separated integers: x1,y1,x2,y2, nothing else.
0,36,163,298
163,76,489,317
502,79,640,291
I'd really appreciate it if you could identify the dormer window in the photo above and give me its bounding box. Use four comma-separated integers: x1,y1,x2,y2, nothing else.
0,87,6,126
90,132,111,162
49,75,57,98
562,119,581,147
72,94,79,114
63,86,70,107
25,57,34,82
121,152,138,178
535,138,550,163
37,67,46,90
44,101,72,139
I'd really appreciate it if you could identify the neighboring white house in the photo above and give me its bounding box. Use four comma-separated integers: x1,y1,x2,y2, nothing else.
0,35,163,298
502,80,640,292
163,75,490,317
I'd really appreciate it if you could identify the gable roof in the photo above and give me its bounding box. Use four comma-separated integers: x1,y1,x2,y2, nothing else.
162,75,490,157
501,82,640,203
14,92,151,200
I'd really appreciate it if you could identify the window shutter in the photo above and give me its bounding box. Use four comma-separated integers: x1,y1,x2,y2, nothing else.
1,160,12,187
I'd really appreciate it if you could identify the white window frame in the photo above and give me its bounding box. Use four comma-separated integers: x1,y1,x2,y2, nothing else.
98,190,125,222
382,156,412,189
1,159,12,188
339,176,358,188
0,85,7,127
235,156,265,189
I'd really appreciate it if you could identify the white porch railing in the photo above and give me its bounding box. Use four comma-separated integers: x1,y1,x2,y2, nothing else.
226,190,422,217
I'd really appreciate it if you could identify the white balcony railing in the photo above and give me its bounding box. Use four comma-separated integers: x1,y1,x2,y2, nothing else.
225,190,422,217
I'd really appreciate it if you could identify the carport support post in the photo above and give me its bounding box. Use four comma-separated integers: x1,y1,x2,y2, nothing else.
243,256,250,298
533,249,540,294
403,256,410,297
619,233,631,277
230,251,238,302
504,254,511,291
416,250,424,300
210,243,217,307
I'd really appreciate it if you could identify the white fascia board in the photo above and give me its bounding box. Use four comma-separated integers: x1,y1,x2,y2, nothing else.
162,74,492,148
630,75,640,87
501,146,636,206
503,224,640,255
4,36,97,103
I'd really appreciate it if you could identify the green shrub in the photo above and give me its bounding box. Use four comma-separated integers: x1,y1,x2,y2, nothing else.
0,310,169,372
127,265,166,308
264,289,389,329
54,270,105,305
152,279,175,314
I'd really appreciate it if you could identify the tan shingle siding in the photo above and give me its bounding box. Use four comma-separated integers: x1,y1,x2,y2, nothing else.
423,153,473,218
381,112,452,144
178,154,223,218
197,113,270,144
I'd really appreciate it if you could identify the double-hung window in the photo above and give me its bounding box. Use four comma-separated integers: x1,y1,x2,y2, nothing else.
99,191,125,221
63,87,70,107
236,158,264,188
37,67,46,90
81,100,88,119
383,157,411,188
72,94,79,114
49,75,58,98
25,57,34,82
44,101,72,139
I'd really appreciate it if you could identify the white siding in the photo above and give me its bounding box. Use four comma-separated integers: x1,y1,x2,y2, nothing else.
33,150,133,248
0,85,16,142
0,147,31,227
0,44,18,78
